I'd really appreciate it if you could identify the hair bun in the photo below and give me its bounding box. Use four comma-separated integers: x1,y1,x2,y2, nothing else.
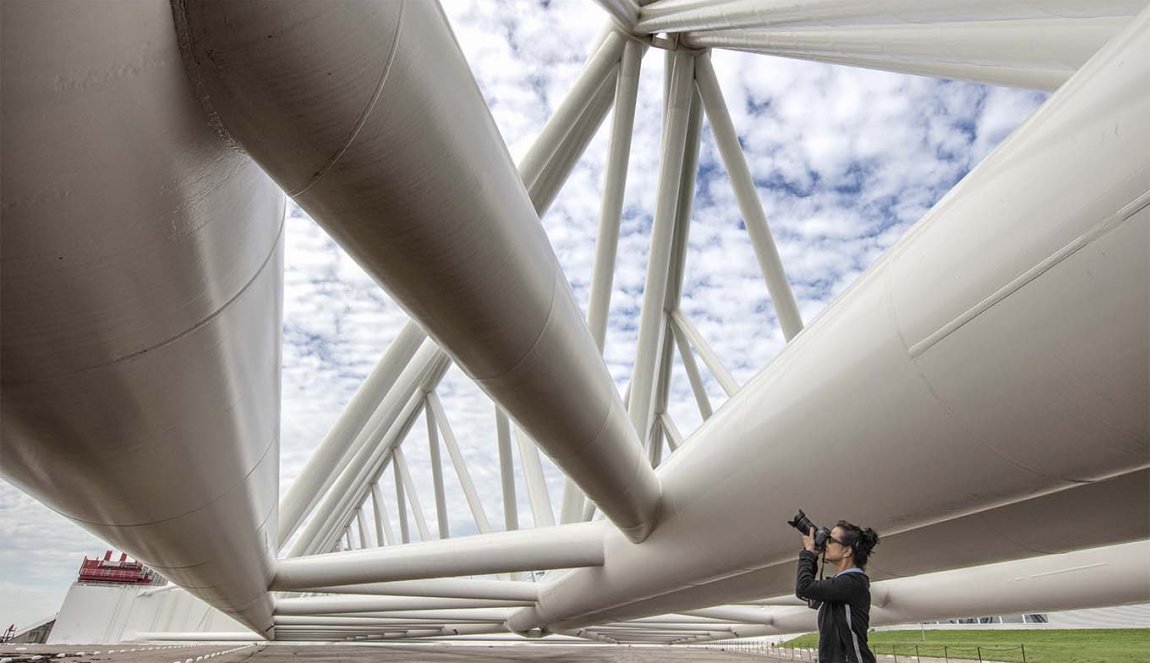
861,528,879,550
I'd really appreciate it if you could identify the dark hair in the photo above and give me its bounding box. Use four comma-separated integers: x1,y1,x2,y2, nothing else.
835,520,880,570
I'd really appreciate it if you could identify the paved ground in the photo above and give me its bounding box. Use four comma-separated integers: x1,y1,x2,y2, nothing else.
1,643,795,662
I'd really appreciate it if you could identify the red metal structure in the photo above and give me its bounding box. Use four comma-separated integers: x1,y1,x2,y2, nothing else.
77,551,159,585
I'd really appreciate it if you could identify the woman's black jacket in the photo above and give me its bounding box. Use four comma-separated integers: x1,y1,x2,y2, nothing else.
795,550,876,663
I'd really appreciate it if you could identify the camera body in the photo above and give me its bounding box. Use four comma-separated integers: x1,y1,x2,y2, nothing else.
787,509,831,552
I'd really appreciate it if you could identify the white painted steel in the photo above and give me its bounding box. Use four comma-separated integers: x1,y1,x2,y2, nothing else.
370,482,394,546
427,392,493,533
273,522,608,590
9,0,1150,646
559,479,588,525
671,311,740,396
1,0,282,637
289,343,436,555
530,67,622,217
587,40,646,351
302,578,539,602
671,325,714,419
495,410,520,532
683,606,772,624
695,54,804,339
629,52,697,445
394,454,411,544
516,429,557,528
176,0,662,544
274,617,450,628
425,398,450,540
660,415,687,452
289,351,435,557
684,17,1124,76
282,609,517,624
355,507,371,549
649,83,705,467
393,448,433,542
306,351,449,554
519,33,626,205
509,7,1150,631
593,0,641,29
276,596,530,615
688,541,1150,640
278,323,425,547
702,46,1072,91
637,0,1147,33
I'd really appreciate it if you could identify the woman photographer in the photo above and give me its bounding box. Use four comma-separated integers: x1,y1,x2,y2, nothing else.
796,520,881,663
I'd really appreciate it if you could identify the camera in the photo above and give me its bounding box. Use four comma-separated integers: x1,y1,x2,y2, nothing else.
787,509,831,552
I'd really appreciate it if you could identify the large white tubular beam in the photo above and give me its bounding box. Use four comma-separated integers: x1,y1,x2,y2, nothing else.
177,0,661,544
301,578,539,602
508,7,1150,631
637,0,1147,34
684,606,773,624
275,617,451,627
277,596,530,615
2,1,282,637
593,0,641,29
684,17,1124,79
278,323,425,547
302,609,517,624
688,541,1150,641
695,54,803,339
699,44,1072,91
273,522,607,590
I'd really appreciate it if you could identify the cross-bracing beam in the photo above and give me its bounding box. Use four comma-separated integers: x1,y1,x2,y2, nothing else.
297,578,539,602
278,323,426,547
274,521,608,590
628,51,697,449
694,54,804,339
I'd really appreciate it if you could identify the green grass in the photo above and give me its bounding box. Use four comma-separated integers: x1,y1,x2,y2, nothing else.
781,628,1150,663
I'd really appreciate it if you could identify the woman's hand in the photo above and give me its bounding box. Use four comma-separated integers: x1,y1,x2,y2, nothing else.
801,526,817,552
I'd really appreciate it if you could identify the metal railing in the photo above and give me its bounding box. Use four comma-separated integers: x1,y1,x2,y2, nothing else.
872,643,1028,663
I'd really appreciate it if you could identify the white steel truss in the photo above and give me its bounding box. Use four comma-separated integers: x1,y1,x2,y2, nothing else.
2,0,1148,646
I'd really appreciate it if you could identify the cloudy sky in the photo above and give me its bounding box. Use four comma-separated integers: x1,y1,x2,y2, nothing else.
0,0,1048,630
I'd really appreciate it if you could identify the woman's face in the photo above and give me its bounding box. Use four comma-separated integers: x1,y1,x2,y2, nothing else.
824,526,854,564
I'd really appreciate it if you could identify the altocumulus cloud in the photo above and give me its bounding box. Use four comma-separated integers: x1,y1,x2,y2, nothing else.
0,0,1047,629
